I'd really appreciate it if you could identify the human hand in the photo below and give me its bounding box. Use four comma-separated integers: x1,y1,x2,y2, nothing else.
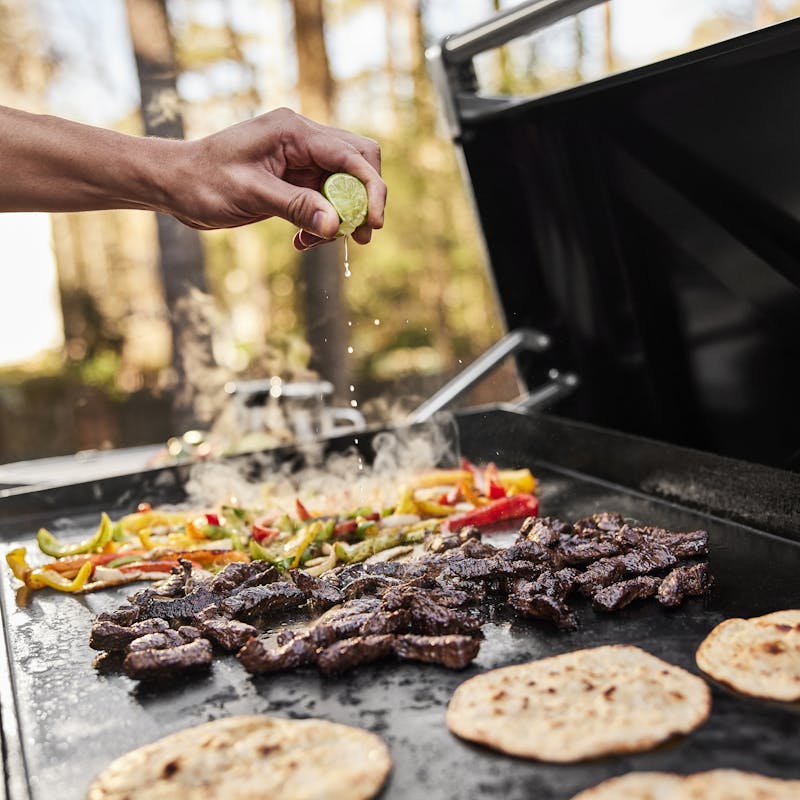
162,107,386,250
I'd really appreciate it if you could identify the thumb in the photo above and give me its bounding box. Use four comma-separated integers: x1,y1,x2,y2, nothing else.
278,183,340,238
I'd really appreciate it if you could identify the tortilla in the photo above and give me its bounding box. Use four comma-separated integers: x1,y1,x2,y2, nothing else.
570,769,800,799
446,644,710,762
695,609,800,701
86,715,391,800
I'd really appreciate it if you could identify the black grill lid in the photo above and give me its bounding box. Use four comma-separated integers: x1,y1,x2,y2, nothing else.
431,2,800,472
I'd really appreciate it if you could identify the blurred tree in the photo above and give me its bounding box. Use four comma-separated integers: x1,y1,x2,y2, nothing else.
124,0,218,433
603,2,614,73
290,0,348,398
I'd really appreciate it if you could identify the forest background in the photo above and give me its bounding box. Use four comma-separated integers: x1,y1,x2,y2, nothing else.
0,0,794,463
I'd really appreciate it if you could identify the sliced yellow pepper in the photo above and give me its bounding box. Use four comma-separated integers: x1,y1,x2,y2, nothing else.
6,548,93,592
497,468,537,495
36,513,113,558
116,510,190,534
416,499,457,518
395,487,419,516
408,469,472,489
290,521,322,569
137,527,155,549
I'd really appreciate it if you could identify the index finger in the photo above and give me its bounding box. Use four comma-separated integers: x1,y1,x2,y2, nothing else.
307,133,387,230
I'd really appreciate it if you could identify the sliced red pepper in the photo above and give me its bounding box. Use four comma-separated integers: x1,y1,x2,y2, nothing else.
437,491,456,506
118,560,188,573
252,523,280,543
334,519,358,537
442,493,539,532
137,502,152,513
204,512,220,527
295,499,312,521
484,463,507,499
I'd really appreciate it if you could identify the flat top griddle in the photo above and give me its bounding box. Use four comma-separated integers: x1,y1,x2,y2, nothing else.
1,411,798,800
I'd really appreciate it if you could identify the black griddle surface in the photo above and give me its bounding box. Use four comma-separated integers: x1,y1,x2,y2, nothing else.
1,460,799,800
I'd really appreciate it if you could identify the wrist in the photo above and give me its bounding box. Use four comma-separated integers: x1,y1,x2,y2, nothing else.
130,136,190,216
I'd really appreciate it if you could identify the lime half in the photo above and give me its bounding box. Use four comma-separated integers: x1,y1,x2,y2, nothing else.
322,173,368,236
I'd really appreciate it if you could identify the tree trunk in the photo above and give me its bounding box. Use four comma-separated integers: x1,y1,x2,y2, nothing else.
290,0,347,398
603,3,614,73
124,0,218,433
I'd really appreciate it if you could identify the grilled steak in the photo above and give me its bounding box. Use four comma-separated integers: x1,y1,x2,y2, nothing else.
90,511,711,682
122,638,213,680
592,575,662,612
657,562,714,607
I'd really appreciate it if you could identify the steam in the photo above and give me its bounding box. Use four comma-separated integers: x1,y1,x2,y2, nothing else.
184,413,461,514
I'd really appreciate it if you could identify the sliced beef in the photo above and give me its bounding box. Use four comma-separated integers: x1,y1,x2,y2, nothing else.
237,635,317,674
393,634,480,669
519,516,571,547
218,582,306,620
341,575,400,599
89,617,170,651
126,629,185,652
508,568,579,630
122,638,213,680
424,525,481,553
621,544,677,575
657,562,714,607
96,604,141,627
573,512,625,536
291,570,345,608
592,575,662,612
209,561,279,595
198,614,258,651
574,558,628,596
316,634,395,675
558,537,624,565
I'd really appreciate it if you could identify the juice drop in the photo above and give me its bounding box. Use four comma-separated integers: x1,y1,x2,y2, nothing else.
343,236,351,278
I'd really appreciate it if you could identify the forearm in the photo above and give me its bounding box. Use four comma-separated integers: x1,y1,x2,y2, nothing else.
0,105,180,214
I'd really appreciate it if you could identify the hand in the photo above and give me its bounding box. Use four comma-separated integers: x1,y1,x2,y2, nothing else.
164,107,386,250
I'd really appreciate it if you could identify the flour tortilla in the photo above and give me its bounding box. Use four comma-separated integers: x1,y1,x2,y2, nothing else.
446,645,710,762
696,609,800,701
86,715,392,800
570,769,800,799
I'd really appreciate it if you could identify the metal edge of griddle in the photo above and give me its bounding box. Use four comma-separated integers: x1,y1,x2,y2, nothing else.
453,406,800,541
0,579,32,800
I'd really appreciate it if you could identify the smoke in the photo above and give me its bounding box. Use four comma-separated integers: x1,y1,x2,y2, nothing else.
183,413,461,514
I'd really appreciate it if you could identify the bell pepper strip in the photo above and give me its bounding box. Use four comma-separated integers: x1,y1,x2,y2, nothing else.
290,522,322,568
497,468,537,495
395,487,419,516
136,502,152,513
442,493,539,532
137,528,155,549
204,512,220,527
416,499,458,518
36,512,114,558
251,523,280,543
6,548,93,592
484,463,508,499
408,469,472,489
334,519,358,537
38,549,138,576
295,499,312,521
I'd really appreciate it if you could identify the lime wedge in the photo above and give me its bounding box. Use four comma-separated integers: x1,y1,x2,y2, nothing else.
322,173,368,236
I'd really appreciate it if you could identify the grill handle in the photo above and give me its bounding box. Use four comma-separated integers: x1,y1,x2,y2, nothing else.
442,0,602,66
408,328,555,423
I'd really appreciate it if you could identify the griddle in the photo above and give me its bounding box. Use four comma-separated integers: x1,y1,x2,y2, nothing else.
0,408,798,800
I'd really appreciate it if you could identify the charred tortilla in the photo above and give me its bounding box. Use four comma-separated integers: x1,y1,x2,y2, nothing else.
570,769,800,798
696,609,800,701
446,645,710,762
86,715,391,800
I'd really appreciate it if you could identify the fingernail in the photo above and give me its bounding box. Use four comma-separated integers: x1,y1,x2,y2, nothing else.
311,210,327,237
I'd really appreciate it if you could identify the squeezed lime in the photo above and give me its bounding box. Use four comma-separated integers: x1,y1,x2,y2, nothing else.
322,173,368,236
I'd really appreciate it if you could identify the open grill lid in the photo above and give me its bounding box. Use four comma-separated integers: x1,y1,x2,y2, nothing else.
428,1,800,472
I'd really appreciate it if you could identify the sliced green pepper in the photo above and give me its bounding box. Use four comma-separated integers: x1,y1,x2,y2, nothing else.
37,513,113,558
